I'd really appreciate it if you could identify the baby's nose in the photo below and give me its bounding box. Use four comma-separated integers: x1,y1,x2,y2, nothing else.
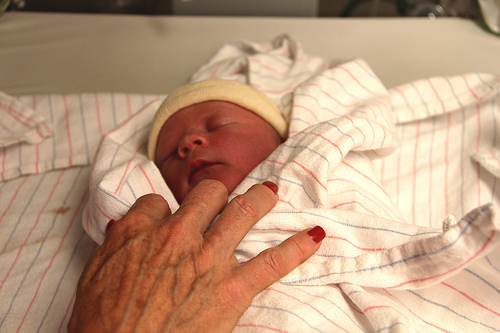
177,133,206,158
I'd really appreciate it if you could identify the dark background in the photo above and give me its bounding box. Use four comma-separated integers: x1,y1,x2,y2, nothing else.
7,0,482,18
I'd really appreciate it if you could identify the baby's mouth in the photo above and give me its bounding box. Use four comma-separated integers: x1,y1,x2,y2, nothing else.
188,160,219,182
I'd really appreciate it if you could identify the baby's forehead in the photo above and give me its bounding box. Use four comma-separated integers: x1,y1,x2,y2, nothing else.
168,100,253,123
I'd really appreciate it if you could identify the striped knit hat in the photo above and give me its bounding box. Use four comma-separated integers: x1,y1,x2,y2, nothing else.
147,79,287,160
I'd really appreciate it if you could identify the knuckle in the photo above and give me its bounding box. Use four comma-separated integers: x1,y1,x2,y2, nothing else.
126,193,171,222
231,195,259,218
110,212,150,237
205,229,224,251
198,241,218,271
202,179,228,194
183,179,227,209
196,179,228,199
133,193,163,207
261,248,287,278
288,236,308,258
221,278,254,310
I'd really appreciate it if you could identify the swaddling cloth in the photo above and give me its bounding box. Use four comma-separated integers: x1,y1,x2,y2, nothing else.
83,35,500,332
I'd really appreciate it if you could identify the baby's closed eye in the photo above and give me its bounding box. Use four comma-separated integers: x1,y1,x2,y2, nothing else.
206,116,237,131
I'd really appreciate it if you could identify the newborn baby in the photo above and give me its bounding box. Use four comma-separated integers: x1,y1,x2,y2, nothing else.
147,79,288,203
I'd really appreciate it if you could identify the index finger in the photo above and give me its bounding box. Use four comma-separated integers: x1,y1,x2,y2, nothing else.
204,182,279,254
105,193,172,238
127,193,172,220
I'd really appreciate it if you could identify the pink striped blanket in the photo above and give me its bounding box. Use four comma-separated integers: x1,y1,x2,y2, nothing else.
1,35,499,332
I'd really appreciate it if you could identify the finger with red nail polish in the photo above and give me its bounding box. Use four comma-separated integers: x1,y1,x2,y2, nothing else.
241,224,325,286
262,181,278,195
307,226,326,243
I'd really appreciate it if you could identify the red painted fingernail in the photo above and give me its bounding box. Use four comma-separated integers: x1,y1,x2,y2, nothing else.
106,219,116,233
262,181,279,195
307,226,326,243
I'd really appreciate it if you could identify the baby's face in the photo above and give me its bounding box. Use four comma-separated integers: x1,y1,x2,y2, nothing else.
155,100,283,203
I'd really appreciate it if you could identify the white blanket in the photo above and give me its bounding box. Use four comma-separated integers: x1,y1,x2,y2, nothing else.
0,92,161,331
2,35,498,332
83,36,500,332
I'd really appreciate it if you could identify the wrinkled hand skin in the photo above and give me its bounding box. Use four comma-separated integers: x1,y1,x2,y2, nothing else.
68,180,322,333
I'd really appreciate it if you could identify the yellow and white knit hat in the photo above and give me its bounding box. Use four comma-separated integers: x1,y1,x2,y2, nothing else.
147,79,288,160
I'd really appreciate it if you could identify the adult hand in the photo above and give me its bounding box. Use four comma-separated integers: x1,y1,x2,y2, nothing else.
68,179,325,333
